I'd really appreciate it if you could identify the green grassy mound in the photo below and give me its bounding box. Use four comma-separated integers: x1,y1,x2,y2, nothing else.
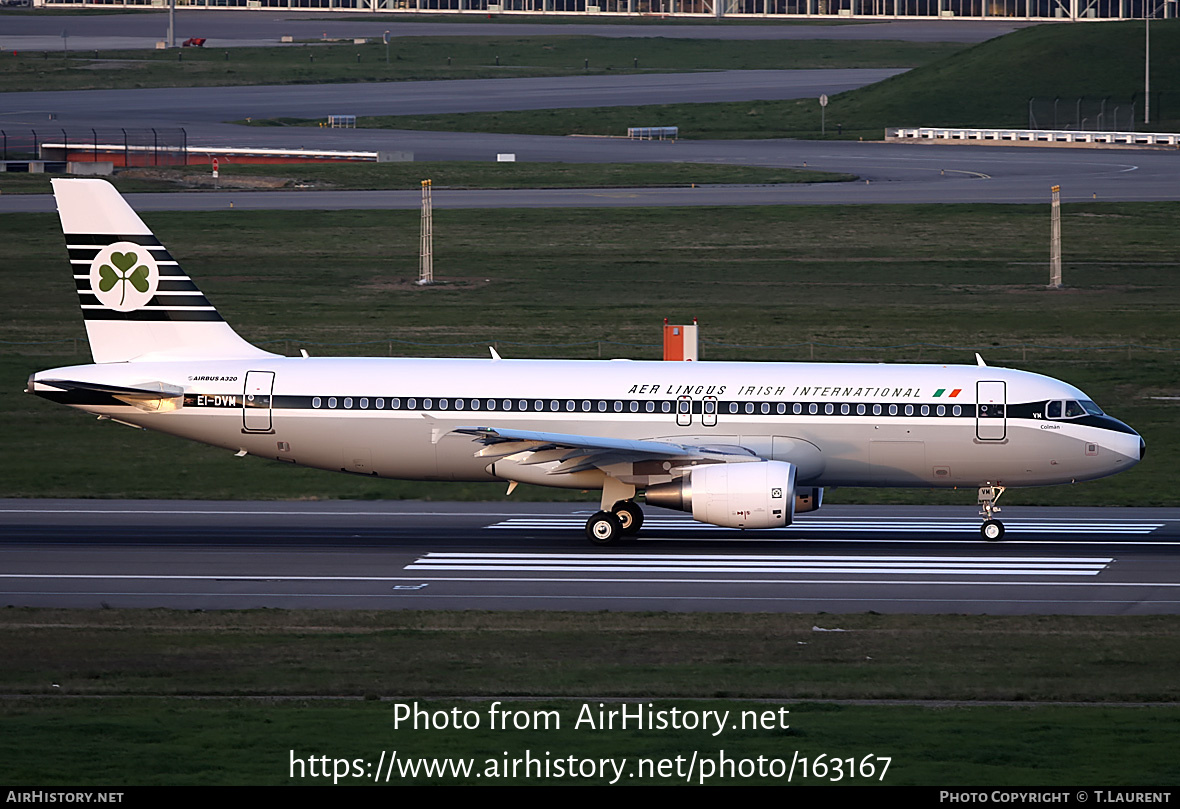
336,21,1180,139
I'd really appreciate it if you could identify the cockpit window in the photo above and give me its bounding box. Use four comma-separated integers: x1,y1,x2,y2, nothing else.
1048,399,1105,419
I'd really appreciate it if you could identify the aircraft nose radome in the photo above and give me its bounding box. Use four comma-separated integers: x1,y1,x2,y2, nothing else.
1140,436,1146,461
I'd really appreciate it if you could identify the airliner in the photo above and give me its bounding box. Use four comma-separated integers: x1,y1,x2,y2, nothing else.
27,179,1145,544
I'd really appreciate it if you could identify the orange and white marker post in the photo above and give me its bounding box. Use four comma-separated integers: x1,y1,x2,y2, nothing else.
663,317,698,361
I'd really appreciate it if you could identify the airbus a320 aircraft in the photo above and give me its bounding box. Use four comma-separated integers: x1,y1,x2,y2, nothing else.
28,180,1145,544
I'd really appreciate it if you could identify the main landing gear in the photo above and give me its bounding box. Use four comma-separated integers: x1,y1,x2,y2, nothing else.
978,484,1007,541
585,499,644,546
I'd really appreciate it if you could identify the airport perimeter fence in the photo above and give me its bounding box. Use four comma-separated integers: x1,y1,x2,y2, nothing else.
5,336,1179,364
0,128,188,166
1025,94,1180,132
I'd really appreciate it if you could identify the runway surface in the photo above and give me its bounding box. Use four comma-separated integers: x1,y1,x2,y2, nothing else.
3,500,1178,614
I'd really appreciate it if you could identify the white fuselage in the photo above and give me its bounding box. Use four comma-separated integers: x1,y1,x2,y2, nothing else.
33,356,1143,492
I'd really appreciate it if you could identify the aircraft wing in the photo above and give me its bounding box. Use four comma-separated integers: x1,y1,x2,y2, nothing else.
450,426,757,476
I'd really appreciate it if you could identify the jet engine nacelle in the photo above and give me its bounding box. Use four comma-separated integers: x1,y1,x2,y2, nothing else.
645,460,797,529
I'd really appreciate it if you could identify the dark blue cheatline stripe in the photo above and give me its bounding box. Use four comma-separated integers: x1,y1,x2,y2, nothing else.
75,293,214,308
81,309,224,322
182,395,981,418
64,234,163,246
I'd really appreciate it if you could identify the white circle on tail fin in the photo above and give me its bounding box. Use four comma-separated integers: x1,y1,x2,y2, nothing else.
89,242,160,312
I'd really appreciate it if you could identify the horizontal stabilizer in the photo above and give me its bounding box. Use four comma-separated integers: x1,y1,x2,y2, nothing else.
37,379,184,401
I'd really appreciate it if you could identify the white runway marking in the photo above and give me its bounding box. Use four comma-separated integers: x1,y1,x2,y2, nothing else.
488,517,1164,535
407,552,1111,577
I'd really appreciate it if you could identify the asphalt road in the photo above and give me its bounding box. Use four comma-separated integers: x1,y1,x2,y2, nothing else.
3,64,1176,212
1,69,906,125
0,12,1033,51
2,138,1172,212
2,500,1178,614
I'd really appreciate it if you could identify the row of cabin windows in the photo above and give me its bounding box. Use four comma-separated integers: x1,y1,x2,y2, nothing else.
307,397,967,418
307,397,678,413
730,401,965,417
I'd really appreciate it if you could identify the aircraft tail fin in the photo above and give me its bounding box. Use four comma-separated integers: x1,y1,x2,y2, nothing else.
53,178,274,363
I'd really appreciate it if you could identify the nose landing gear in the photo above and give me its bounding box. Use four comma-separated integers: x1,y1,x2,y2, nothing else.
978,485,1006,541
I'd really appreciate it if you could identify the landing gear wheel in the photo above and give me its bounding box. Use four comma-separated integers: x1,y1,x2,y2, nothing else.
612,500,644,536
586,511,624,546
981,519,1005,542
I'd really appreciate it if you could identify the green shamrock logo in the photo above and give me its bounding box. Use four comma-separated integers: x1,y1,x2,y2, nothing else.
98,251,150,307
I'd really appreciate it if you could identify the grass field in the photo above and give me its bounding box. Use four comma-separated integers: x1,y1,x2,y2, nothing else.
2,610,1178,785
0,162,854,194
323,21,1180,139
0,35,958,92
4,202,1177,505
